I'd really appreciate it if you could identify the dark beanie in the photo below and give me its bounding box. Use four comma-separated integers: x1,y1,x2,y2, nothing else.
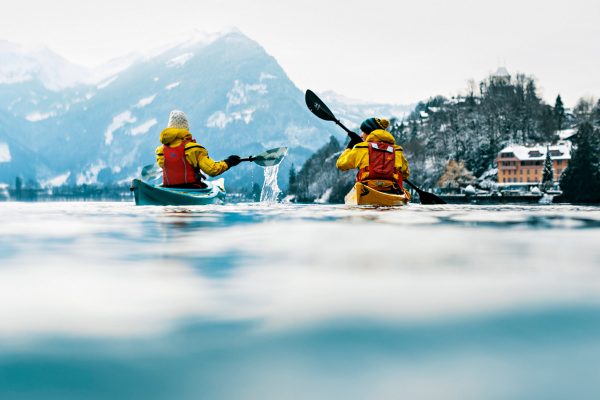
360,117,390,134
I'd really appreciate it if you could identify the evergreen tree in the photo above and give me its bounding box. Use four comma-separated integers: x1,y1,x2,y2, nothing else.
288,164,297,187
390,118,408,144
540,105,558,142
593,99,600,126
573,97,595,123
560,123,600,203
554,95,565,131
541,147,554,191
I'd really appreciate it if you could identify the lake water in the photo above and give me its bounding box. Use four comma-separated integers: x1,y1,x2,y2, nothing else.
1,202,600,400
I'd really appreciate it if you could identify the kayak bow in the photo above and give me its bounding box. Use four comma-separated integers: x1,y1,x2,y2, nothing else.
131,178,226,206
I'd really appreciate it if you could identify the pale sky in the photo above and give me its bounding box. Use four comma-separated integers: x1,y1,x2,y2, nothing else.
1,0,599,106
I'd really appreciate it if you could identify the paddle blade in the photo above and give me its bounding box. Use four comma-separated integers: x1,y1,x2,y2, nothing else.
251,147,288,167
404,178,447,205
305,89,337,122
141,164,161,181
416,189,447,205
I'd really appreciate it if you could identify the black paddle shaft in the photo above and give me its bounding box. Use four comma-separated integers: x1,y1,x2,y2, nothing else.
334,120,355,136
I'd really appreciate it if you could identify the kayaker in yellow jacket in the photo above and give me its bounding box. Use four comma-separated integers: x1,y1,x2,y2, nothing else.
336,117,410,193
155,110,241,188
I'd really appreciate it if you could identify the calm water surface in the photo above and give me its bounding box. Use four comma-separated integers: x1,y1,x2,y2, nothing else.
1,202,600,400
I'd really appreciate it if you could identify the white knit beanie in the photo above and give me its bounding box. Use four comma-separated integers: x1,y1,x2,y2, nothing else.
167,110,189,130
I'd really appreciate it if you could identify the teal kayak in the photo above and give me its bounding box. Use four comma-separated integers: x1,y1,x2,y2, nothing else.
131,178,226,206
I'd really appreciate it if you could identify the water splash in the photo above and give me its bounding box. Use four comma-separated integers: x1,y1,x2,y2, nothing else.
260,165,282,203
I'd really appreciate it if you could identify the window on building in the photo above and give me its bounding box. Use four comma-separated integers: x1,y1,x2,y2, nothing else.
529,150,542,157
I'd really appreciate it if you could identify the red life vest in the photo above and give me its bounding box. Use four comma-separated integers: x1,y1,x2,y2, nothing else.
357,142,404,190
162,140,197,186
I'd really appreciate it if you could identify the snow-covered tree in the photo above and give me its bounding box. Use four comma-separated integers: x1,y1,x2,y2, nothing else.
541,147,554,191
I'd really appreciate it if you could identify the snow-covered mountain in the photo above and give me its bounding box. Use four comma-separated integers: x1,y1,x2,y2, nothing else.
0,31,410,191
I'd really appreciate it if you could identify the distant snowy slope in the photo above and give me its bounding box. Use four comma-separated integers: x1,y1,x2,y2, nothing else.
0,41,88,90
0,111,53,181
319,90,413,129
85,29,237,85
86,52,143,85
0,41,143,91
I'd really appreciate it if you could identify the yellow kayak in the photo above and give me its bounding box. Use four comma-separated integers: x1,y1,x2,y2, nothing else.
344,182,411,206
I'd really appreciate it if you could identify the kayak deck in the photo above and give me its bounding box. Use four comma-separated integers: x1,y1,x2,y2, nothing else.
131,178,226,206
345,182,410,206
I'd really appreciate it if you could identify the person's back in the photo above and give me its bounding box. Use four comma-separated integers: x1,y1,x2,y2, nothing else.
336,117,410,194
155,110,241,188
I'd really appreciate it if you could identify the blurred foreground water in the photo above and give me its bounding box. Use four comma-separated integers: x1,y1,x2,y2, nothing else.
1,202,600,400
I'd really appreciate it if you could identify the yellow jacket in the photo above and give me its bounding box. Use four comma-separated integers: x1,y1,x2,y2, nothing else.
336,129,410,181
155,128,229,177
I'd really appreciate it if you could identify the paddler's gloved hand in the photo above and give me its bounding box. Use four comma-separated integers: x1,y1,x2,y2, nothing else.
224,155,241,167
347,132,362,149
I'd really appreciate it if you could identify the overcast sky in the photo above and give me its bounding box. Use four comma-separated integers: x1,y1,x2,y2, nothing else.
1,0,599,106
